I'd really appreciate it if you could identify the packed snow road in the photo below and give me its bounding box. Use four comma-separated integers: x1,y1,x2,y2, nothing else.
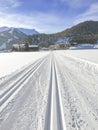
0,50,98,130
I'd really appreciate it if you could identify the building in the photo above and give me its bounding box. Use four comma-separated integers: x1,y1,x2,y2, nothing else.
12,43,26,51
28,45,39,51
12,44,39,51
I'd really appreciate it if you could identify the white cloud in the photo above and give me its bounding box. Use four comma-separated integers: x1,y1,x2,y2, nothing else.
0,12,68,33
75,3,98,24
0,0,22,9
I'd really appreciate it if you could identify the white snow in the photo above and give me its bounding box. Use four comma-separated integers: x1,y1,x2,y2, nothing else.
54,51,98,129
70,43,98,50
0,27,9,32
0,50,98,130
0,54,51,130
0,43,6,50
7,39,12,43
56,37,70,44
94,43,98,48
62,49,98,64
14,36,19,39
18,28,39,35
0,52,49,78
9,28,14,34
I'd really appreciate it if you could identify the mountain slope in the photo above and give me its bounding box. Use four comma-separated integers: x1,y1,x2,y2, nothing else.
23,21,98,47
18,28,39,35
55,21,98,37
0,27,39,50
0,27,27,50
55,21,98,43
0,27,39,35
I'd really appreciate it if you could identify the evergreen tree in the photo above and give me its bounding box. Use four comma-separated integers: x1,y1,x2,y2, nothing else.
25,42,29,51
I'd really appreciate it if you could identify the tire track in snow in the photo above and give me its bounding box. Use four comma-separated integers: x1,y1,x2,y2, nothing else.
45,53,66,130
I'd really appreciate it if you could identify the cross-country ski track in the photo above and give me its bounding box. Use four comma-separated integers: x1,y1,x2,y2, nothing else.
0,50,98,130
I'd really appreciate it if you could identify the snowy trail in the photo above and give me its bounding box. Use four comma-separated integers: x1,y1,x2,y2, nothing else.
0,53,51,130
45,53,66,130
54,51,98,130
0,51,98,130
0,55,48,113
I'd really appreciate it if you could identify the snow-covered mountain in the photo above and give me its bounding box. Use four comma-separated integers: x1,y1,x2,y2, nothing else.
18,28,39,35
0,27,10,32
0,27,27,50
0,27,39,35
0,27,39,50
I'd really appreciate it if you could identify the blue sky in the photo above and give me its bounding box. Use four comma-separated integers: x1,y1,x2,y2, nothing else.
0,0,98,33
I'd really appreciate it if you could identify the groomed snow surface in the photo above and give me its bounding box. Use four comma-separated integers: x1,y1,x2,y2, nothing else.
0,51,49,80
0,50,98,130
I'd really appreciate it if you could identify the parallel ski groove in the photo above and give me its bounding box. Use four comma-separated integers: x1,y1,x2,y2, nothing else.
54,58,66,130
45,53,66,130
0,56,48,98
0,56,47,113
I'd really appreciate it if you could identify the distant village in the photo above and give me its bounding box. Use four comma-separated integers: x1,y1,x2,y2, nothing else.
1,36,98,52
11,37,74,51
12,43,39,51
9,41,98,52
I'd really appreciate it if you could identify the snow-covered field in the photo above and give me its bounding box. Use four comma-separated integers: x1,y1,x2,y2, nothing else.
0,51,49,78
0,50,98,130
63,49,98,64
